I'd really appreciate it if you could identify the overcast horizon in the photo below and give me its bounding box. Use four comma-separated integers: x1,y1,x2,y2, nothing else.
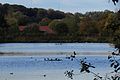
0,0,118,13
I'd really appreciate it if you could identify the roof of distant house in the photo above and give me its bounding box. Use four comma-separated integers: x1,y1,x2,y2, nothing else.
19,26,26,31
41,18,49,22
39,26,55,34
19,25,55,34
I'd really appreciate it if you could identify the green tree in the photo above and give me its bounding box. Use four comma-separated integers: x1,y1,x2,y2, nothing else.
49,20,69,35
37,8,47,21
79,17,99,36
0,5,9,28
47,9,65,19
63,14,79,35
0,4,10,41
14,11,28,25
5,11,28,37
104,12,120,38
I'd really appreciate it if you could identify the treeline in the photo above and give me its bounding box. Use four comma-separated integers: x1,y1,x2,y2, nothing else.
0,3,120,45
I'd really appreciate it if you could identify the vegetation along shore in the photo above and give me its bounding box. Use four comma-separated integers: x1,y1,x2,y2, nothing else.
0,3,120,49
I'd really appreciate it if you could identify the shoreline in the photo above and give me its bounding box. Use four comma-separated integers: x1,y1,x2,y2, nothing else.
0,51,112,56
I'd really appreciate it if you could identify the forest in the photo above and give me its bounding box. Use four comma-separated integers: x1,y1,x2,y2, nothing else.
0,3,120,46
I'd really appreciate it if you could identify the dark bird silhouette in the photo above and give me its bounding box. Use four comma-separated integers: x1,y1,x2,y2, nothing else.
10,73,13,75
43,75,46,77
71,55,75,58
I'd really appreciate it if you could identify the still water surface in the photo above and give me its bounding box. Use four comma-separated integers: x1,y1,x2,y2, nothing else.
0,56,119,80
0,43,118,80
0,43,115,53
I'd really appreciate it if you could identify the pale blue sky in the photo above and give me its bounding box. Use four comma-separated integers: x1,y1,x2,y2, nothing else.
0,0,117,13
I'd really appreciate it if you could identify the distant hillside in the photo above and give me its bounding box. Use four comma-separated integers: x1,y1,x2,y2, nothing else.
0,3,119,45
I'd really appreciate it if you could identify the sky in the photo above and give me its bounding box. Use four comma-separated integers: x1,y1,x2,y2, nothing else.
0,0,118,13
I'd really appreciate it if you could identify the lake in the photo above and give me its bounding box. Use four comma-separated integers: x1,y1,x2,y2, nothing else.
0,43,115,55
0,43,119,80
0,56,119,80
